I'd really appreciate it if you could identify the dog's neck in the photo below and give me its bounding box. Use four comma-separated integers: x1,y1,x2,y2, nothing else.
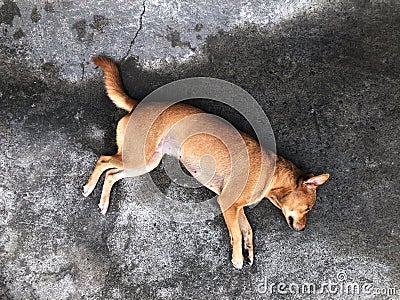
265,156,305,201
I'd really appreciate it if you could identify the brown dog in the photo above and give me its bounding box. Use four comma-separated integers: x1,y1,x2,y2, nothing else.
83,56,329,269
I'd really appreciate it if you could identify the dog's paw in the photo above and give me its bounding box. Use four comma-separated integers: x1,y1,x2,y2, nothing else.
231,259,244,269
98,202,109,215
244,246,254,266
245,255,254,266
82,184,95,197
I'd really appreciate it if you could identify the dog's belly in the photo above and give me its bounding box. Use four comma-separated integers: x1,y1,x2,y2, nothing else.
180,134,233,195
180,158,225,195
157,134,226,195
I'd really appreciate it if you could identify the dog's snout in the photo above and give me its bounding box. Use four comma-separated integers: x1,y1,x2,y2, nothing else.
288,216,294,228
287,215,306,231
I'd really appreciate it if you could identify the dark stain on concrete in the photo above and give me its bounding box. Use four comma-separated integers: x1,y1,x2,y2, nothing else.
44,1,55,13
0,0,21,26
72,19,87,40
72,19,93,42
194,23,203,32
89,15,109,33
12,28,24,39
166,26,195,50
30,5,41,23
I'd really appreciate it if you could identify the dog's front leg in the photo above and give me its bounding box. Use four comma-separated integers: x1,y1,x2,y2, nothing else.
221,204,243,269
239,208,253,265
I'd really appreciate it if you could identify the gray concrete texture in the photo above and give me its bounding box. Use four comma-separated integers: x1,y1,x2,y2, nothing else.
0,0,399,299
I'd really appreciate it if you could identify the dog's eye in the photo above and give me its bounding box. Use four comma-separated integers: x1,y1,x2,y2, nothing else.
305,208,311,212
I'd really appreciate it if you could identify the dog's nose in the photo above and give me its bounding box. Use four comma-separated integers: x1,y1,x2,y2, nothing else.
288,216,294,228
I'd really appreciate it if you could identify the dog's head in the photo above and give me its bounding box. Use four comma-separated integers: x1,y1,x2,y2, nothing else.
267,173,329,231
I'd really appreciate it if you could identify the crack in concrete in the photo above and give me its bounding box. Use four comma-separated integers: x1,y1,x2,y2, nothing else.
121,0,146,62
80,60,85,81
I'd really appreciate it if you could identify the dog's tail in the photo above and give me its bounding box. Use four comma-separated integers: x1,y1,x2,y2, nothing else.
92,56,138,112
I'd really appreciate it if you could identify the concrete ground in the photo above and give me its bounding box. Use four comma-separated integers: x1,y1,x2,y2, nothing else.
1,0,399,299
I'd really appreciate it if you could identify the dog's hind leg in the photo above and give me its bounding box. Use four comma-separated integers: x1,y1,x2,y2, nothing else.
239,208,254,265
83,114,131,197
82,155,123,197
98,168,125,214
97,151,163,215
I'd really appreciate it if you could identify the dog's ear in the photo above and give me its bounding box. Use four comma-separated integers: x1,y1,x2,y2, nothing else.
267,187,292,207
304,174,330,188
